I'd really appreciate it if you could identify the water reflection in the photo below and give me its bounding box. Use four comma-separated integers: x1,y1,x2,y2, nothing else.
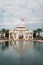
0,41,43,65
1,41,43,52
1,41,9,50
33,42,41,51
9,41,29,54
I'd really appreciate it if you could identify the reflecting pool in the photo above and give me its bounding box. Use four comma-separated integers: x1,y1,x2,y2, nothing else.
0,41,43,65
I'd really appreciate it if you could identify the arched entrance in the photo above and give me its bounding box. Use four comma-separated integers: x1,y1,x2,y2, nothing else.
18,31,24,40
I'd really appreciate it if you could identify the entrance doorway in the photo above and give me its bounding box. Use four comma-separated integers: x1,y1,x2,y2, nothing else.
18,31,24,40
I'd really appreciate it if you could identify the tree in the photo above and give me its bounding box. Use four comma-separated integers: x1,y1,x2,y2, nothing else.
36,28,42,37
33,30,36,38
5,29,9,39
1,28,9,39
1,28,6,33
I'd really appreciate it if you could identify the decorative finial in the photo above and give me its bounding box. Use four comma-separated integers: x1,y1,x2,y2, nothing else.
20,18,24,21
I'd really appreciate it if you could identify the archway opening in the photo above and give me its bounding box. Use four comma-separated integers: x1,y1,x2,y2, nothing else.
18,31,24,40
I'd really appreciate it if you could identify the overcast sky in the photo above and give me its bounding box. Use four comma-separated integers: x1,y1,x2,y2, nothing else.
0,0,43,30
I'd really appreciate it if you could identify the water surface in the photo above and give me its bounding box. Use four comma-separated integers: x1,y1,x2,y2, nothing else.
0,41,43,65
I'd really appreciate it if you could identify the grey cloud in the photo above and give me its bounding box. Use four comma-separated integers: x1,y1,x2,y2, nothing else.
0,0,43,29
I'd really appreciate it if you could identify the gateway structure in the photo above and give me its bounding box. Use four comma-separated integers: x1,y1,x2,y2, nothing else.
9,19,33,40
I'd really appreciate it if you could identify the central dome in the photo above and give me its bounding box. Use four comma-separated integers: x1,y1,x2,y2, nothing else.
14,19,27,31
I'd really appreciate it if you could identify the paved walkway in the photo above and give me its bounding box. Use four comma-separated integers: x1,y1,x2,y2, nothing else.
0,39,43,43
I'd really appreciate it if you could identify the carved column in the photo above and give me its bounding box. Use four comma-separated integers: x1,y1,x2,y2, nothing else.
12,33,14,40
16,31,19,40
32,33,33,39
9,32,10,40
16,34,18,40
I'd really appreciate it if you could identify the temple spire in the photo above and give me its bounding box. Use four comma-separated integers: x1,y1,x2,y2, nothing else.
20,18,24,24
17,18,25,27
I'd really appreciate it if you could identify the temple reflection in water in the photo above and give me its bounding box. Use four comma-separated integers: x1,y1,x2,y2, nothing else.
0,41,43,65
1,41,33,53
9,41,31,53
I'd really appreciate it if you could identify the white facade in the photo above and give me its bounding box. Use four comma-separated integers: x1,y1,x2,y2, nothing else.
9,20,33,40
